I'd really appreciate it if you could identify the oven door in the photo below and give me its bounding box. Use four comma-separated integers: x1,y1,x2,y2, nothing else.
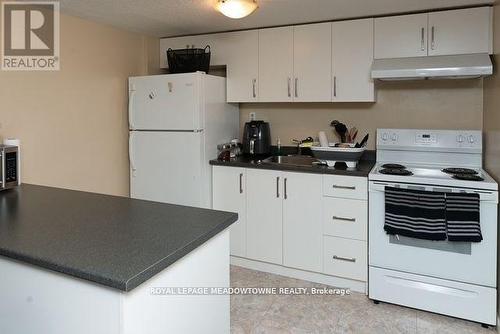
369,181,498,287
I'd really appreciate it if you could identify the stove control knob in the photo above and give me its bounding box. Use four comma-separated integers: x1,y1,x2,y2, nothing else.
468,135,475,144
457,135,464,143
391,134,398,142
382,133,389,141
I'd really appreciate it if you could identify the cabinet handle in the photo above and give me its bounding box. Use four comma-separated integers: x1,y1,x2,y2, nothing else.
284,178,288,200
239,173,244,194
420,27,425,51
431,26,435,50
252,79,257,98
333,76,337,97
332,184,356,190
287,77,291,98
332,216,356,222
333,255,356,263
276,177,280,198
294,78,298,98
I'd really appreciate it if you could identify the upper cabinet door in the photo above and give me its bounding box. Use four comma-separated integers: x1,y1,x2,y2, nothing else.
226,30,259,103
258,27,294,102
332,19,375,102
428,7,492,56
374,13,428,59
293,23,332,102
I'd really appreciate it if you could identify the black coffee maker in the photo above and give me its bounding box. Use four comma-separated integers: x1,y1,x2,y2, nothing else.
242,121,271,156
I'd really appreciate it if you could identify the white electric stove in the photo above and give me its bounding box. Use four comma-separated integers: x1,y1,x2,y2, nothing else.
368,129,498,327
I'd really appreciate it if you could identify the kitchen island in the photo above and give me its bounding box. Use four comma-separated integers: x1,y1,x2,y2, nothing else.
0,184,237,334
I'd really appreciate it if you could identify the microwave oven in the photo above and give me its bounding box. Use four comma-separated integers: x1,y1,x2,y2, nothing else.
0,145,19,191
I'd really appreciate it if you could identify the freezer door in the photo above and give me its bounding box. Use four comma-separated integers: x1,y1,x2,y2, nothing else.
129,73,203,131
129,131,207,208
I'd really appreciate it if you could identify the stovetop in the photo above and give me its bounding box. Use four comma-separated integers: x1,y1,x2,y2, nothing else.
369,162,498,191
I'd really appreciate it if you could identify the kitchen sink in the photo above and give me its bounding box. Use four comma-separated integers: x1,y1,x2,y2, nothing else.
262,155,320,167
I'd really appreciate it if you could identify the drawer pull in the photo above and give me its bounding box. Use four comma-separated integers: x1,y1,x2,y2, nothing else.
333,255,356,263
332,216,356,222
332,185,356,190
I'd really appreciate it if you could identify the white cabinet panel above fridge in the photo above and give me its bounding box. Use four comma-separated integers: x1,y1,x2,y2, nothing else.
129,73,203,131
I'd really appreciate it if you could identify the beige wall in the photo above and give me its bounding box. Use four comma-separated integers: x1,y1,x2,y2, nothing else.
240,79,484,150
0,11,159,196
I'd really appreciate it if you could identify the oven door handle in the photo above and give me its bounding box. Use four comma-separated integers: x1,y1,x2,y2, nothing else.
369,182,391,192
369,181,498,203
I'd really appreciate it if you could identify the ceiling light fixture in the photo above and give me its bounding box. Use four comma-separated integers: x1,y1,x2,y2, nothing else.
215,0,258,19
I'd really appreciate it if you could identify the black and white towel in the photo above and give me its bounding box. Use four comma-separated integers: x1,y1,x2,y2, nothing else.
445,192,482,242
384,187,447,241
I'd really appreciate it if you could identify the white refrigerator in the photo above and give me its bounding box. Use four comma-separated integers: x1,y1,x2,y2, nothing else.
128,72,239,208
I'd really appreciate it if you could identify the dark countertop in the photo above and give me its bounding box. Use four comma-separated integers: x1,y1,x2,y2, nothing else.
0,184,237,292
210,151,376,177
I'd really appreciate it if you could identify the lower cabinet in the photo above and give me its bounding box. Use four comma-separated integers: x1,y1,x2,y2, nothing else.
212,166,247,257
246,169,283,264
321,174,368,282
282,172,322,272
323,236,368,281
212,166,368,284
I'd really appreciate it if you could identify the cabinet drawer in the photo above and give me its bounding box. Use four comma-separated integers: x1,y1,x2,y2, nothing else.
322,198,367,241
323,236,367,281
322,175,367,200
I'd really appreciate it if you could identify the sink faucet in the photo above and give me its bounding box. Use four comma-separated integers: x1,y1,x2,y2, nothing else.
291,139,303,155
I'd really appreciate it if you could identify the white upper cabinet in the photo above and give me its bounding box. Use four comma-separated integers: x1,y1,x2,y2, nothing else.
428,7,492,56
375,7,492,59
225,30,259,103
258,27,294,102
293,23,332,102
332,18,375,102
374,13,429,59
160,7,492,101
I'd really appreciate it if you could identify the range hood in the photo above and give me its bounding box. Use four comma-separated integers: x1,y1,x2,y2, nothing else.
371,53,493,80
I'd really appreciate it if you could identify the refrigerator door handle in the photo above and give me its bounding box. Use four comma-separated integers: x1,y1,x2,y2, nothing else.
129,132,137,177
129,85,136,130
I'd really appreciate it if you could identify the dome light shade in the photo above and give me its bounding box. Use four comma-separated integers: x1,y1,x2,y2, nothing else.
215,0,258,19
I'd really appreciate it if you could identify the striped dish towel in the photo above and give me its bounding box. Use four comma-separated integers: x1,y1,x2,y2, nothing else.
445,192,482,242
384,187,447,241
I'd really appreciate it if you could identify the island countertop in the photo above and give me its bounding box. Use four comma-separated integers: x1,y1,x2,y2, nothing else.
0,184,237,292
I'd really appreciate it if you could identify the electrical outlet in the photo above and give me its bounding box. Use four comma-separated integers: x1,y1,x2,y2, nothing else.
249,112,256,121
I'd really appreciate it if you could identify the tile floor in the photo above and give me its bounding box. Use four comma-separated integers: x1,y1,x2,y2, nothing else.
230,265,496,334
